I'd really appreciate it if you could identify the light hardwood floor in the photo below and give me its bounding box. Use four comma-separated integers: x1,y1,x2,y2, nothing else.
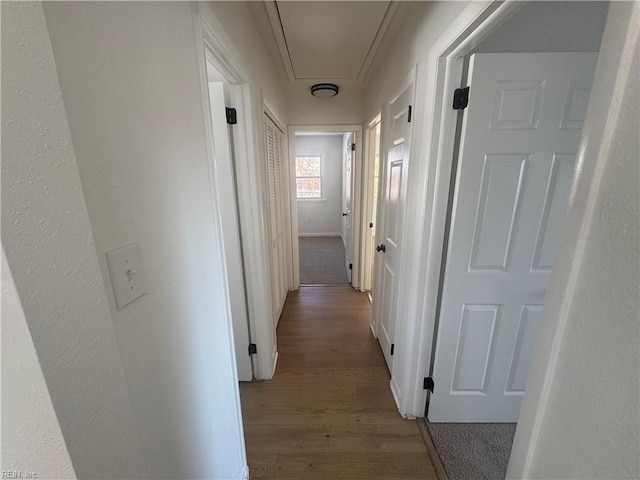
239,286,438,479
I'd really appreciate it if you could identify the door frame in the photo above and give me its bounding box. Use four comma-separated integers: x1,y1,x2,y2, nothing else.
288,125,364,290
196,5,278,381
389,0,527,418
362,114,382,298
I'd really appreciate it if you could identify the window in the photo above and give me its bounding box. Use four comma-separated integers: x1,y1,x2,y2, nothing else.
295,155,322,199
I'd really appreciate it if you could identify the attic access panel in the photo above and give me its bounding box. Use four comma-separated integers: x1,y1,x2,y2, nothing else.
276,1,391,80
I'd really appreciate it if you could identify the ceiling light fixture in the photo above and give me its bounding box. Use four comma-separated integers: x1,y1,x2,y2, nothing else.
310,83,339,98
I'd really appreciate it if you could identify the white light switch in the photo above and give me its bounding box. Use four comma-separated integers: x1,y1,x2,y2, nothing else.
106,243,146,310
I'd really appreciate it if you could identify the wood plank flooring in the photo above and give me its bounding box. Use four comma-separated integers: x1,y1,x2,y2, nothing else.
239,286,438,479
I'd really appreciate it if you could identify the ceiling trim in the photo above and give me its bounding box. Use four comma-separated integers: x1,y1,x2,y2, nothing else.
358,2,399,80
264,1,296,81
265,1,399,83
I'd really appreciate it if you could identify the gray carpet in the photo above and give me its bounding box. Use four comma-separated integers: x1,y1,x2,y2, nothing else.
426,422,516,480
298,236,349,285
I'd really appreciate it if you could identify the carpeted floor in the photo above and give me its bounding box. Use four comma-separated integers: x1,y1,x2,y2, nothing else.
298,235,349,285
426,422,516,480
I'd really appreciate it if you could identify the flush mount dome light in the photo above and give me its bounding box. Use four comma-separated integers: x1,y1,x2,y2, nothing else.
311,83,339,98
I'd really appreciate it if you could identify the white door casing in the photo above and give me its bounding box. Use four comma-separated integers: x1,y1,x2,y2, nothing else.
429,53,598,422
363,118,381,297
288,125,363,291
375,81,415,371
208,81,253,381
344,133,355,283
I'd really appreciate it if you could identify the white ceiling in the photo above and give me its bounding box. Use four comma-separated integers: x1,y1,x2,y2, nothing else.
266,1,396,81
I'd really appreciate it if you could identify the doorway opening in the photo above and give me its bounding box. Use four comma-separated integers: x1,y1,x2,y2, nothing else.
289,125,364,289
422,2,609,479
362,115,382,303
295,132,349,285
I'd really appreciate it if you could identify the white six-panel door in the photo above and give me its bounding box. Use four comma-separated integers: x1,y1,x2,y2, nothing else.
429,53,598,422
376,81,414,371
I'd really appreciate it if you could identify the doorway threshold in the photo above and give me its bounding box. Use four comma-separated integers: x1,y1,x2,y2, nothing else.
417,420,449,480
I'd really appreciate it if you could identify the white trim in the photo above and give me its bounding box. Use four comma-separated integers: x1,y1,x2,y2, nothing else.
371,106,390,347
240,465,249,480
390,378,404,417
199,6,248,84
386,0,525,418
288,125,364,291
361,114,382,295
358,2,400,81
263,1,296,82
269,347,279,380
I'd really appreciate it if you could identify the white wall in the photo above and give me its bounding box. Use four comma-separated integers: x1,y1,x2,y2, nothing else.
204,1,288,121
41,2,246,478
508,2,639,478
1,3,148,478
296,135,344,235
364,1,469,120
1,247,77,480
475,1,609,53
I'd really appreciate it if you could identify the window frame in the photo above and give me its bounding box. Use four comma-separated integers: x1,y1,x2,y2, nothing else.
295,153,324,201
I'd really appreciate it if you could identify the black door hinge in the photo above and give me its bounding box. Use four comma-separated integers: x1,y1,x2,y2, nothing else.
452,87,469,110
423,377,434,393
369,222,373,228
349,263,353,270
248,343,257,355
390,344,395,356
351,143,356,151
407,105,413,123
226,107,237,124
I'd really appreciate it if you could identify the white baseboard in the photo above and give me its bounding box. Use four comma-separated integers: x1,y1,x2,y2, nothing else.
240,465,249,480
298,232,342,237
268,347,279,379
390,377,404,415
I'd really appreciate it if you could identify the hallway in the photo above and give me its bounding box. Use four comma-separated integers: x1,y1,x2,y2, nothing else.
239,286,437,479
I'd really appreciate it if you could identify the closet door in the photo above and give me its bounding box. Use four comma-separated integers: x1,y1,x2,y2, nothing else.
265,113,288,325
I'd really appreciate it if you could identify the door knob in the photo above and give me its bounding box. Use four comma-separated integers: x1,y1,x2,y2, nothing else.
376,244,386,252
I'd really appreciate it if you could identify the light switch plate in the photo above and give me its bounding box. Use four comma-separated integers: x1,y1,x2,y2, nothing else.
106,243,146,310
